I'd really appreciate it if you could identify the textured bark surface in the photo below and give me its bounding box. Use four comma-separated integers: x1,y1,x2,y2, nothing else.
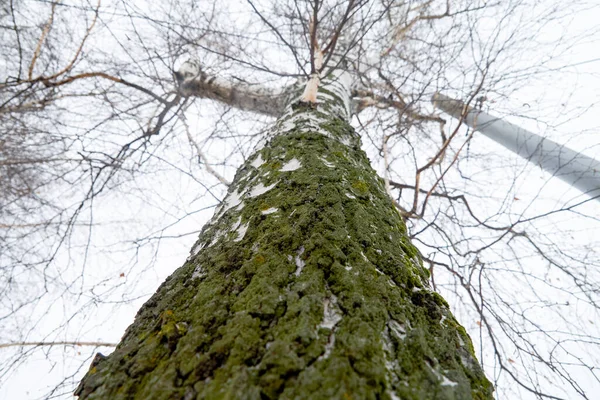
76,73,493,399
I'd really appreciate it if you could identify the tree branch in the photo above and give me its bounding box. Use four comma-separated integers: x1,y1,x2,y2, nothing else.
28,2,56,80
178,72,289,117
42,71,168,104
0,341,117,349
352,88,445,123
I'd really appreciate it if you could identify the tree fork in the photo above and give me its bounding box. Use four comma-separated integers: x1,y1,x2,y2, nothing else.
76,72,493,399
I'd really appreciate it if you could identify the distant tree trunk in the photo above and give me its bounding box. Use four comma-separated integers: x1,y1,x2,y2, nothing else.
76,70,493,400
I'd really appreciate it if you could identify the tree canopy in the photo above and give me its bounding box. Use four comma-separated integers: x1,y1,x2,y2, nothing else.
1,0,599,398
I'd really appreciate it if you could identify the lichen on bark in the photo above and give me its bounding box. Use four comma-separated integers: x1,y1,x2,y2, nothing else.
76,72,493,400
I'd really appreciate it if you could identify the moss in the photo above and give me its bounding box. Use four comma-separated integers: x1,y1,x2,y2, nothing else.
268,160,282,170
76,75,492,400
351,180,369,195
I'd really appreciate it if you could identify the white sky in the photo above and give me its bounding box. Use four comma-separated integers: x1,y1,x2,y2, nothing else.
1,1,600,399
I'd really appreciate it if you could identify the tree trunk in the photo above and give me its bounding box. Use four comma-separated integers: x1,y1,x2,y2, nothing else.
76,71,493,400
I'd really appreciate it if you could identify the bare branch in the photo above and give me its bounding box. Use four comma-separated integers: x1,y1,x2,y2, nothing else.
28,2,56,80
0,341,117,349
178,68,289,117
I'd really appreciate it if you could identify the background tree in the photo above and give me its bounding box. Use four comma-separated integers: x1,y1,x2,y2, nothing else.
1,0,599,399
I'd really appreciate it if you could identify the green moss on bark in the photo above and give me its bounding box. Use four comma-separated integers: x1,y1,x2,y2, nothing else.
76,77,493,400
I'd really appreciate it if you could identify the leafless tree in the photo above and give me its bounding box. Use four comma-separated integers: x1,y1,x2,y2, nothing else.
1,0,599,398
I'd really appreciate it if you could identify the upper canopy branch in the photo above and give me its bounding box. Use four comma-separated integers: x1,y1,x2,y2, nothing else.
176,61,443,123
176,61,289,117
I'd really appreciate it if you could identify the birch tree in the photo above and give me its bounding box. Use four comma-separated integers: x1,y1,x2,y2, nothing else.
74,49,494,399
1,0,599,399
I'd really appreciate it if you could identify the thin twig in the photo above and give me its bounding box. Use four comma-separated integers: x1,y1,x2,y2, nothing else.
0,341,117,349
183,119,231,186
43,72,167,104
44,0,101,82
28,2,56,80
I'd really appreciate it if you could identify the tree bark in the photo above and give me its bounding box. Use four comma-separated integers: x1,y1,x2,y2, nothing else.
76,71,493,400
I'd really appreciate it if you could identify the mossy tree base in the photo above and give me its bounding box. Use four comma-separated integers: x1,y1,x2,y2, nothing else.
76,73,493,400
